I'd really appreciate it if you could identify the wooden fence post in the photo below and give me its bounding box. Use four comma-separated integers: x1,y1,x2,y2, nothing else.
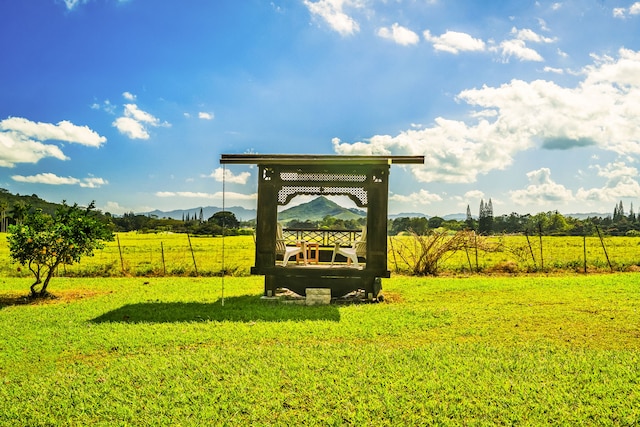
117,235,125,274
161,241,166,275
187,234,198,275
595,226,613,272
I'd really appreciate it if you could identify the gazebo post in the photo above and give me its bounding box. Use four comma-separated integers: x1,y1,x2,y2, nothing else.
254,166,279,296
364,164,390,297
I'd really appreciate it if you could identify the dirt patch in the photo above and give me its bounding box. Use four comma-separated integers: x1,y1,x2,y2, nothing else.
0,289,104,307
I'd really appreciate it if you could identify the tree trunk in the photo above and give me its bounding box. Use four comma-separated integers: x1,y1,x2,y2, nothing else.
39,263,59,297
30,279,42,297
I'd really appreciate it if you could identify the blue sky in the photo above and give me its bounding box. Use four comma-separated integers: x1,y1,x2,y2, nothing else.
2,0,640,217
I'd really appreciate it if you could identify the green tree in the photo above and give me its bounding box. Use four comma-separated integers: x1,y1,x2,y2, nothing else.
7,201,114,298
208,211,240,229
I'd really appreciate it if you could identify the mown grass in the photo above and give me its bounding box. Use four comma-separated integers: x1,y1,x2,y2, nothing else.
1,274,638,425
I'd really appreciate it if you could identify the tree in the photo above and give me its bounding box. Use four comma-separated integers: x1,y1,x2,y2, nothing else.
7,201,114,298
208,211,240,229
478,198,494,235
465,205,475,230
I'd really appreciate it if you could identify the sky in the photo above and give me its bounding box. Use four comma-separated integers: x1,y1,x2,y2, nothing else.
2,0,640,218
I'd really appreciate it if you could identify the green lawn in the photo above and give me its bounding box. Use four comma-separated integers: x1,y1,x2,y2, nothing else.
1,274,638,425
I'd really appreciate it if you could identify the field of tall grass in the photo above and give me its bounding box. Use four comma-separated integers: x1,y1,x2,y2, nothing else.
1,273,639,425
2,232,640,278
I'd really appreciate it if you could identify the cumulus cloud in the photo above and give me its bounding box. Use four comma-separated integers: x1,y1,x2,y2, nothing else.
11,173,108,188
510,168,574,206
613,2,640,18
494,39,544,62
198,112,214,120
378,23,420,46
0,117,106,168
303,0,360,36
390,189,442,205
576,162,640,202
423,30,485,54
332,49,640,184
510,27,556,44
205,167,251,184
112,103,169,140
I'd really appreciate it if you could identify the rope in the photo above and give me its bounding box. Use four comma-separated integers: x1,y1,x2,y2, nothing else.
221,163,226,306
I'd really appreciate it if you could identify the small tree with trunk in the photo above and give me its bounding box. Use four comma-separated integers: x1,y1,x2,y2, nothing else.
7,201,114,298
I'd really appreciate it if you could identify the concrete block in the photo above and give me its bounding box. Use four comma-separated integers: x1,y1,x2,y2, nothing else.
306,288,331,305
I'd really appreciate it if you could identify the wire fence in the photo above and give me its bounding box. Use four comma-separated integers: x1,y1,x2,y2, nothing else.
1,232,640,278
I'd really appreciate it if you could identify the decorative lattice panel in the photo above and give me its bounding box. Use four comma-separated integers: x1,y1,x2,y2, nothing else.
278,186,368,206
280,172,367,183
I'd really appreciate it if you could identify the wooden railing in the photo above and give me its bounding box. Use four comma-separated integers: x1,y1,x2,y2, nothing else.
282,228,363,247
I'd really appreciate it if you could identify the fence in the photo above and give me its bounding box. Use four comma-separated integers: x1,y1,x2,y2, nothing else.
1,232,640,278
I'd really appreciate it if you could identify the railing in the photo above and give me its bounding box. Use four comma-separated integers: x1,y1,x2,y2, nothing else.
282,228,363,247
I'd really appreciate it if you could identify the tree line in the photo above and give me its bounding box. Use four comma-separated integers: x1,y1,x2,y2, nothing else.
389,199,640,236
2,189,640,237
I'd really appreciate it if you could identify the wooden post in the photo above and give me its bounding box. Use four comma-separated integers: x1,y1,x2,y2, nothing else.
525,232,537,269
583,234,587,274
595,226,613,272
538,223,544,271
117,235,125,274
187,233,198,275
161,241,166,275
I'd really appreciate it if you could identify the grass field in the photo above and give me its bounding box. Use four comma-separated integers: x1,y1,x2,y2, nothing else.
2,232,640,278
1,274,639,425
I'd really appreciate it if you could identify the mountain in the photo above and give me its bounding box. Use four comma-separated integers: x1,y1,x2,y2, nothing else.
143,206,256,222
278,196,366,222
388,212,430,219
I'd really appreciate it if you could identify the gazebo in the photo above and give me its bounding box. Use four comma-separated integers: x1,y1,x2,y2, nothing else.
220,154,425,300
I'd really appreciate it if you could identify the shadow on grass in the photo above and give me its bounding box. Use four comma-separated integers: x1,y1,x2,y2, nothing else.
90,295,341,324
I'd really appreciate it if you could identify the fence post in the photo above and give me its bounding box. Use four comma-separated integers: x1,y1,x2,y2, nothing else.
117,235,125,274
161,241,166,275
538,223,544,271
525,232,537,269
583,234,587,273
595,226,613,272
187,233,198,275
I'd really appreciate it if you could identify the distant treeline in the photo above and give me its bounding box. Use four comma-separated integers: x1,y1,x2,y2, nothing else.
391,200,640,237
1,189,639,236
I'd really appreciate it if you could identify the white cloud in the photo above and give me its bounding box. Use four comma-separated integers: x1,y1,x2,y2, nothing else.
0,117,106,168
303,0,360,36
198,112,214,120
511,27,556,44
464,190,485,200
205,167,251,184
112,116,149,140
494,39,544,62
378,23,419,46
510,168,573,206
0,117,106,147
112,103,169,140
332,49,640,184
543,66,564,74
575,162,640,202
614,2,640,18
122,91,136,101
390,189,442,205
63,0,87,10
423,30,485,54
11,172,108,188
